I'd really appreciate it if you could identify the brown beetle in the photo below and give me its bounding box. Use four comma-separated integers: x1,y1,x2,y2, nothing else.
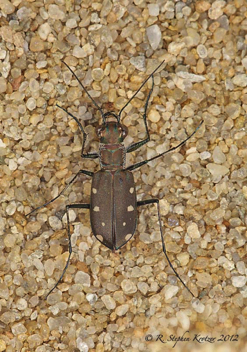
28,60,202,298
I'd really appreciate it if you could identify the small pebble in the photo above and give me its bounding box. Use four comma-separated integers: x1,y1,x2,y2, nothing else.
86,293,98,305
30,36,44,52
200,151,211,160
92,68,104,81
0,0,15,14
0,340,6,352
17,7,32,20
212,146,226,164
43,82,54,93
232,276,247,288
176,311,190,330
148,4,159,16
115,64,126,75
44,259,55,276
121,279,137,294
0,283,9,299
76,339,89,352
197,44,208,58
179,164,191,177
48,216,62,231
26,97,36,111
0,77,7,93
177,71,205,83
187,223,201,239
236,261,245,275
6,203,17,216
177,252,190,266
72,46,86,58
38,23,51,40
232,74,247,87
210,207,225,221
192,299,205,313
137,282,149,295
148,109,160,123
196,272,212,288
146,25,161,50
100,0,112,17
164,285,179,300
208,1,224,20
206,164,229,178
225,103,241,119
4,233,16,247
66,18,77,29
218,256,234,270
9,159,17,171
48,4,65,20
74,271,91,286
16,298,28,310
11,322,27,335
168,41,185,55
101,295,116,310
193,257,209,270
29,78,39,91
115,304,129,316
195,1,211,13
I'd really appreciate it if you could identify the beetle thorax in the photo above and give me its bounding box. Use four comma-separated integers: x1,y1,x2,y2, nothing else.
99,143,126,170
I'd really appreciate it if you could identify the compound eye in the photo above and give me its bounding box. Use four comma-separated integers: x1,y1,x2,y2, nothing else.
122,125,128,138
97,126,103,137
96,125,105,137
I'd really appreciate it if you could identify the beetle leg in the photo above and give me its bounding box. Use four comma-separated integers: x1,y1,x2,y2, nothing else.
56,104,99,159
118,59,165,119
82,153,99,159
27,169,93,216
79,169,94,177
137,199,194,297
45,203,90,299
126,120,203,172
126,75,154,153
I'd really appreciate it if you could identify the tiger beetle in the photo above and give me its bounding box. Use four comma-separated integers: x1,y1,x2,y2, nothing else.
27,59,203,299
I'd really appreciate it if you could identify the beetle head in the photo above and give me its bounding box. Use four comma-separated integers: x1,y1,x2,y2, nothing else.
97,112,128,144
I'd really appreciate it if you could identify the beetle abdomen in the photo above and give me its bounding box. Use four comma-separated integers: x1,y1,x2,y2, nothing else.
90,170,137,250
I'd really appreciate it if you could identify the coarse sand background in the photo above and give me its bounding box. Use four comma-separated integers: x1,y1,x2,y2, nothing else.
0,0,247,351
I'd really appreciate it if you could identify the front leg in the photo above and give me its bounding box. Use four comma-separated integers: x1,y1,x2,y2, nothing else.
126,121,203,172
57,104,99,159
27,169,93,216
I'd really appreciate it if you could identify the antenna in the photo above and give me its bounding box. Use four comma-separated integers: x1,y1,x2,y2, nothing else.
61,61,106,122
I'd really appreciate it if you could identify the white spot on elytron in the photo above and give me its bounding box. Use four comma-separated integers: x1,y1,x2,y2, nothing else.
93,206,100,212
96,235,103,242
125,234,132,241
129,187,134,194
127,205,134,212
92,188,97,194
123,222,126,226
102,222,105,227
